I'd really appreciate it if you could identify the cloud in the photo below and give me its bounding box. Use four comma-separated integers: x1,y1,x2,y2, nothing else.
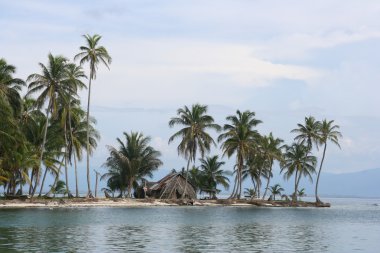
255,29,380,61
86,39,321,107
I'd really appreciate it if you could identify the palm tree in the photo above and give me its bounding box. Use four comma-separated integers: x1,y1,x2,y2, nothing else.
261,133,284,200
297,188,306,201
26,54,70,197
315,119,342,203
198,155,229,199
62,63,86,197
291,116,320,150
168,104,220,198
218,110,262,199
244,188,256,199
48,106,99,197
0,58,25,115
75,34,112,198
243,152,268,198
102,132,162,198
281,143,316,202
49,180,67,197
268,184,284,200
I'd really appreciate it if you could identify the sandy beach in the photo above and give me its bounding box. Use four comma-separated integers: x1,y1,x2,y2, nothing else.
0,198,329,208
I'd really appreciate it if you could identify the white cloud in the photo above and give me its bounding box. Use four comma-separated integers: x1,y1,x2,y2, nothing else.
86,39,321,107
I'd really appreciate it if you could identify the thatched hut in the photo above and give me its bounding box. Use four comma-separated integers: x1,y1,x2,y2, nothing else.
147,172,197,199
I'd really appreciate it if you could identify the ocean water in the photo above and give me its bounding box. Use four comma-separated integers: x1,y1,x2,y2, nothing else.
0,198,379,252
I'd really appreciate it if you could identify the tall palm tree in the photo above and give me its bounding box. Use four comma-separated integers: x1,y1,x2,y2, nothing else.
75,34,112,198
290,116,319,201
168,104,220,198
64,63,86,197
281,143,316,202
315,119,342,203
218,110,262,199
198,155,229,199
269,183,284,201
102,132,162,198
0,58,25,115
26,54,70,197
261,133,284,200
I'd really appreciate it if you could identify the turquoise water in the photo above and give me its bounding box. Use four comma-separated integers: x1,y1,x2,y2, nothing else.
0,198,380,252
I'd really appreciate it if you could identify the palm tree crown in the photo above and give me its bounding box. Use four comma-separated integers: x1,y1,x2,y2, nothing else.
169,104,220,161
74,34,112,80
291,116,320,150
0,58,25,115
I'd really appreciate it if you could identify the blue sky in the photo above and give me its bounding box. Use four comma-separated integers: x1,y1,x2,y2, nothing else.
1,0,380,192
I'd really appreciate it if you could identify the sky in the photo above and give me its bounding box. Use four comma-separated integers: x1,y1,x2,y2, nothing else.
1,0,380,192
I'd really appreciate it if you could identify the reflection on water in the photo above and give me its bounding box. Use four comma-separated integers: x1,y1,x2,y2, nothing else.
0,199,380,252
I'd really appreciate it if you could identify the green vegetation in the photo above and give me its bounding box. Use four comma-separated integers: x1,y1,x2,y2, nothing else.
168,104,220,198
102,132,162,198
75,34,112,198
0,34,104,198
0,35,342,204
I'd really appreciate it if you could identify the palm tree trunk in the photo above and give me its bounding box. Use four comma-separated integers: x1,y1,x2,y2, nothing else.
238,167,242,199
38,167,49,196
73,152,79,197
64,120,70,196
94,171,99,198
29,169,35,195
262,161,273,200
294,171,302,202
257,166,263,199
293,170,298,202
181,158,191,199
228,173,238,199
238,155,244,199
127,178,134,198
86,77,93,198
315,143,327,203
31,99,51,197
68,101,79,198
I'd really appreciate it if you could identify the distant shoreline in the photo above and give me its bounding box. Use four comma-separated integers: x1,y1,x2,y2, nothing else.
0,198,330,208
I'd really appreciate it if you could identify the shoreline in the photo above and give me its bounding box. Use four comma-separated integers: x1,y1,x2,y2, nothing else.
0,198,330,209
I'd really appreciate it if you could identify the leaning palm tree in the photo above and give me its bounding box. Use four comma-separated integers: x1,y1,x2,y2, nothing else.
281,143,316,202
75,34,112,198
198,155,229,199
102,132,162,198
168,104,220,198
268,183,284,201
26,54,70,197
315,119,342,203
218,110,262,199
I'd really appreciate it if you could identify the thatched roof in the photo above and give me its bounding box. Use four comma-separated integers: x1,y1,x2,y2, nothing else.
148,172,196,199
